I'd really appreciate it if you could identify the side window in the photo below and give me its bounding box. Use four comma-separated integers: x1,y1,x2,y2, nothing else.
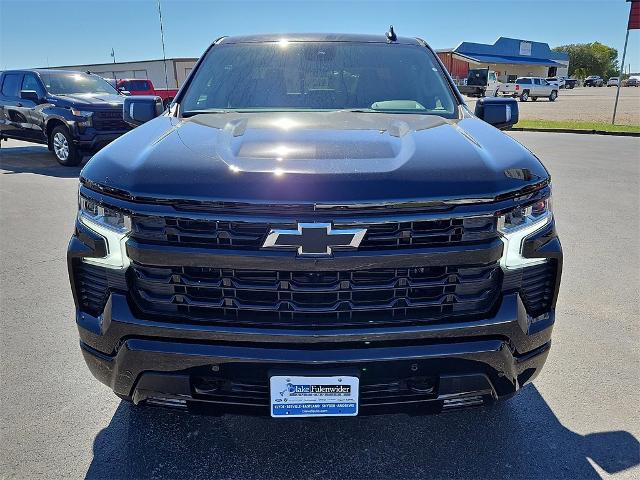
21,74,44,96
533,78,541,85
1,73,22,98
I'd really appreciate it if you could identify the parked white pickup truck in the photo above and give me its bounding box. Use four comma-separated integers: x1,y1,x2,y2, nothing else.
501,77,558,102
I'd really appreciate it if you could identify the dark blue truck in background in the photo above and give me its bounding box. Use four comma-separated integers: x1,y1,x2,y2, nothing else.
0,69,130,166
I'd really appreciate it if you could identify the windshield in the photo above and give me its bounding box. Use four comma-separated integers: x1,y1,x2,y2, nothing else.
181,42,458,117
40,72,118,95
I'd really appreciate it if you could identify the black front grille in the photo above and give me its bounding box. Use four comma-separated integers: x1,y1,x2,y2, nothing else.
74,263,109,315
130,216,496,251
130,261,502,328
520,261,557,317
93,110,130,132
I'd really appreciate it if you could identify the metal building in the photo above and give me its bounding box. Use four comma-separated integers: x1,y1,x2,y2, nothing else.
49,58,198,88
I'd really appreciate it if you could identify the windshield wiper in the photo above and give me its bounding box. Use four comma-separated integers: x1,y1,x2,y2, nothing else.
337,108,377,113
182,109,233,118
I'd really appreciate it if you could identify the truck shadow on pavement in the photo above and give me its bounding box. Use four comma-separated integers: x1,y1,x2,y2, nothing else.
0,144,86,178
85,385,639,479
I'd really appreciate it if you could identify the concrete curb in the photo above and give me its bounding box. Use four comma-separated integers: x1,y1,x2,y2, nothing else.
510,127,640,137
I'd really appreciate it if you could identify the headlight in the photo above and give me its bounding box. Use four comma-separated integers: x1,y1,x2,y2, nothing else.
70,108,92,117
78,195,130,268
498,196,552,269
70,109,93,127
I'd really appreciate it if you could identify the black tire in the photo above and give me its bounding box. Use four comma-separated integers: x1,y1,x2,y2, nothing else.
549,90,558,102
519,90,529,102
50,125,81,166
494,88,500,97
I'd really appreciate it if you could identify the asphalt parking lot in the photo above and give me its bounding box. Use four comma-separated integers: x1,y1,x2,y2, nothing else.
1,133,639,479
466,86,640,125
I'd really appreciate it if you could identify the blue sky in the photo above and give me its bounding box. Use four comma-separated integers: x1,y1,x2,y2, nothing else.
1,0,639,72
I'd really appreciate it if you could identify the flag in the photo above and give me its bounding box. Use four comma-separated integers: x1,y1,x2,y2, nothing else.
629,0,640,30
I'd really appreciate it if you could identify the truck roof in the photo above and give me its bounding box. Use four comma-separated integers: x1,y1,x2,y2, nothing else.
2,68,90,74
218,33,421,45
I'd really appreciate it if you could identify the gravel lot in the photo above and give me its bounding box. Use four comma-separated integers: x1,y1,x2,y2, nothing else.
1,133,639,479
466,86,640,125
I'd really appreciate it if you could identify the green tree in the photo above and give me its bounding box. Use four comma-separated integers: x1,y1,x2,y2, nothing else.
553,42,619,79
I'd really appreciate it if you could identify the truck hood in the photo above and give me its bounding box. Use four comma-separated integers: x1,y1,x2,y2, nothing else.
52,93,124,109
81,111,548,205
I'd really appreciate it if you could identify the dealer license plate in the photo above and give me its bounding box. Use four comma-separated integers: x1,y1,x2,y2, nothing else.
270,375,359,418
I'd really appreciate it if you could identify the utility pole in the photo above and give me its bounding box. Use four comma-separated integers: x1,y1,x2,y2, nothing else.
157,0,170,90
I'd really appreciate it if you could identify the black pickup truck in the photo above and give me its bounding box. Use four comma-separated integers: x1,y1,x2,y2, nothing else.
0,70,130,165
68,32,562,417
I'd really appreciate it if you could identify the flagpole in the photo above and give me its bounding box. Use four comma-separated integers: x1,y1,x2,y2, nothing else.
612,28,630,124
157,0,170,90
613,0,638,124
111,48,117,84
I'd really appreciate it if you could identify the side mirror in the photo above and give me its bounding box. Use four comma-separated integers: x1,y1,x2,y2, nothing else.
123,96,163,127
474,97,519,130
20,90,41,103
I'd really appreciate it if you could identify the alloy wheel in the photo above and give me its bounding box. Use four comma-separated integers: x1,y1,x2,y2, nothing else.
53,132,69,161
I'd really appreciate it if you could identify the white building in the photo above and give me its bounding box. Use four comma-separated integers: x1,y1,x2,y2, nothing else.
50,58,198,88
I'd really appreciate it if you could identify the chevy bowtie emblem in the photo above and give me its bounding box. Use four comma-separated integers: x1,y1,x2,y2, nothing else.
262,223,367,256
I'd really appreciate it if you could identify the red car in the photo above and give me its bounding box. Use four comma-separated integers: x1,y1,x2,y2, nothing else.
116,79,178,107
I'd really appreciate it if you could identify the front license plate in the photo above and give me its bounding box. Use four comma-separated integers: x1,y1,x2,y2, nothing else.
270,375,359,418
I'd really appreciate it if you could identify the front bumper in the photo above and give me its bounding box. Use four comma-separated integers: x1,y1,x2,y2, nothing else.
73,130,128,153
77,290,554,415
